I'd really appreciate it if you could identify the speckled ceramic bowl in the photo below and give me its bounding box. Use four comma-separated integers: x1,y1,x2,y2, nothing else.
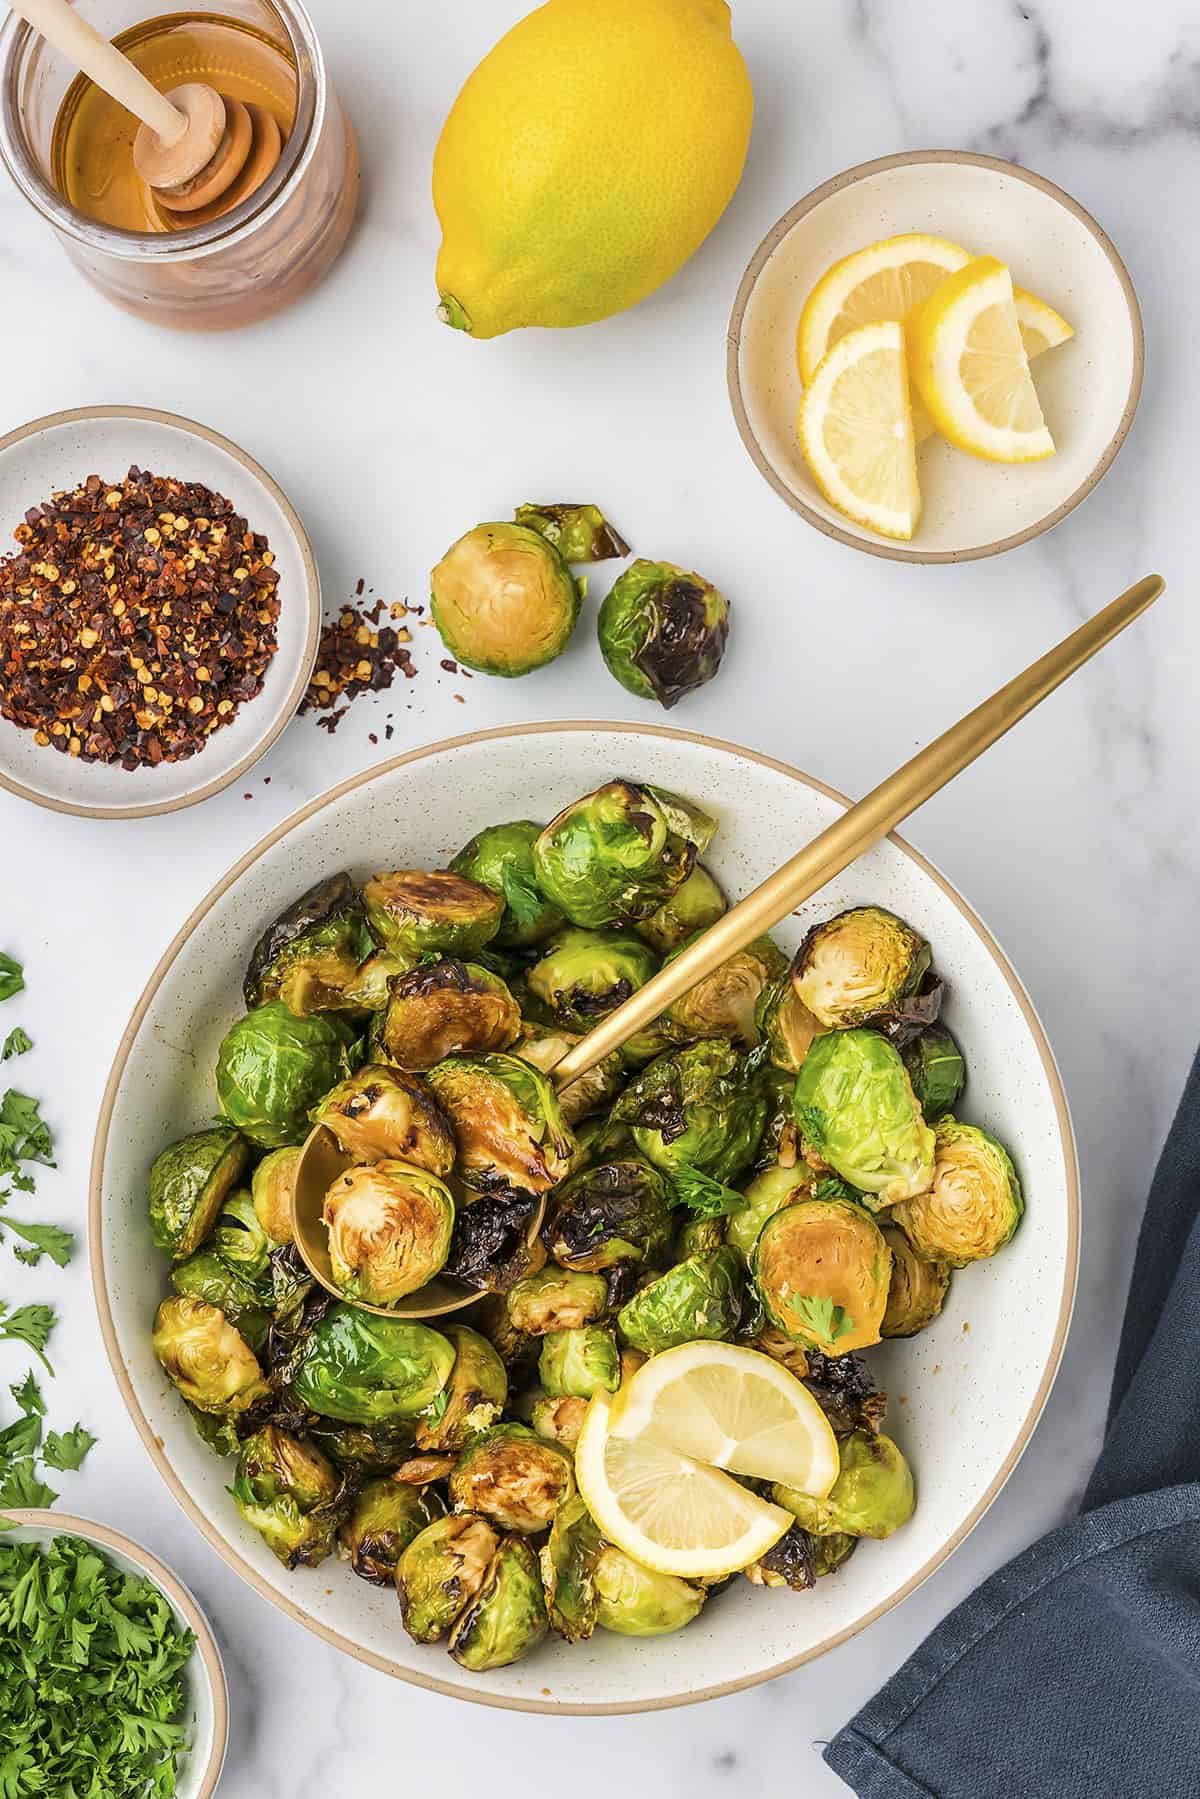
90,723,1078,1712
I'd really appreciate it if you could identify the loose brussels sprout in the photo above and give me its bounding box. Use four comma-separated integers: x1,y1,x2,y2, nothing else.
516,1028,625,1126
448,1423,573,1533
674,1215,726,1258
613,1039,768,1187
662,936,786,1048
243,872,374,1016
394,1453,457,1486
507,1266,608,1336
314,1065,456,1174
339,1476,445,1584
363,869,503,963
443,1189,542,1292
427,1052,574,1193
430,522,582,677
793,1029,935,1206
597,560,730,710
880,1224,951,1337
216,1004,359,1150
744,1524,815,1592
148,1126,249,1260
531,1394,588,1450
725,1164,811,1261
594,1544,706,1635
289,1304,455,1422
756,970,822,1074
414,1324,508,1451
617,1248,743,1355
891,1116,1022,1268
152,1295,268,1415
802,1350,888,1437
539,1326,620,1399
774,1431,915,1540
513,502,629,564
616,1020,677,1070
812,1532,858,1577
449,1533,549,1671
533,781,716,929
901,1025,966,1121
397,1513,500,1644
449,820,565,949
540,1492,602,1641
753,1195,892,1356
188,1404,242,1459
265,1242,326,1354
251,1146,300,1246
542,1158,673,1272
212,1188,273,1295
305,1415,417,1474
323,1161,456,1306
792,908,934,1033
755,1067,802,1171
635,865,727,956
527,928,659,1033
375,959,522,1071
169,1251,269,1351
232,1425,342,1567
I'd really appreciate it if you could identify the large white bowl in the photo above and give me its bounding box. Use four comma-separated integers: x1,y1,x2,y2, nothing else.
90,723,1078,1713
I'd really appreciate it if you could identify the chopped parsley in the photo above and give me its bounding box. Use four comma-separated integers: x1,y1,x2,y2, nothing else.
0,954,23,1004
669,1162,748,1219
1,1028,30,1062
789,1291,856,1343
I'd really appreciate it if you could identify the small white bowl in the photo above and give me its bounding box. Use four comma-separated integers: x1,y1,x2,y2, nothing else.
4,1510,228,1797
0,406,321,817
727,150,1144,563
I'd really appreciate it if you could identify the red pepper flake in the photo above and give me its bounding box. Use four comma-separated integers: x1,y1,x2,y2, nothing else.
299,592,418,733
440,658,458,674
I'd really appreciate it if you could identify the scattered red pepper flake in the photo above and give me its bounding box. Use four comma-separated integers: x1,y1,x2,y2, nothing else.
299,592,417,734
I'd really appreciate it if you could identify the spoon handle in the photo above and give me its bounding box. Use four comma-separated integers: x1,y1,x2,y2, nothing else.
9,0,185,140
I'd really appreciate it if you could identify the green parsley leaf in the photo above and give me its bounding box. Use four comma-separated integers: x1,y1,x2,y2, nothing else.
812,1175,851,1202
2,1219,75,1269
0,1028,30,1062
0,1456,57,1510
669,1162,748,1219
0,1090,54,1166
0,1302,57,1374
794,1104,826,1149
41,1424,97,1472
498,862,549,932
10,1370,44,1416
0,1411,41,1460
0,955,23,1004
789,1291,856,1343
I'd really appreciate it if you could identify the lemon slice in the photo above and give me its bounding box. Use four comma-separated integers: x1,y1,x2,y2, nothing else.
575,1389,793,1579
910,256,1055,462
1013,285,1075,359
796,232,971,387
610,1341,840,1495
798,319,921,540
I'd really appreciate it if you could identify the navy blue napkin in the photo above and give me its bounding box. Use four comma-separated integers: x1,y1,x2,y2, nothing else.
826,1050,1200,1798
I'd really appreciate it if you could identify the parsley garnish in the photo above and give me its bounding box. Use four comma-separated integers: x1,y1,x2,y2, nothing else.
1,1028,30,1061
789,1292,856,1343
42,1424,98,1472
0,1302,57,1373
670,1163,748,1219
0,954,23,1003
498,862,548,933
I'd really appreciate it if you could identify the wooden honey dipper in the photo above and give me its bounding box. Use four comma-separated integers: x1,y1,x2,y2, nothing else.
10,0,282,218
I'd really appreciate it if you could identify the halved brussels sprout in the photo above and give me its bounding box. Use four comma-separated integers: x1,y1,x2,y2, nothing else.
364,869,503,963
616,1020,677,1070
427,1052,574,1193
891,1116,1022,1268
594,1544,706,1635
339,1475,445,1584
152,1295,268,1415
232,1425,342,1567
531,1394,588,1450
902,1025,966,1121
323,1160,456,1306
148,1126,249,1260
449,1534,549,1670
542,1158,673,1272
802,1349,888,1437
289,1304,455,1422
793,1028,935,1206
507,1266,608,1335
635,865,727,956
540,1492,602,1641
514,502,629,563
725,1164,811,1261
305,1415,417,1474
251,1146,300,1246
753,1194,892,1355
792,907,935,1033
216,1004,359,1150
674,1217,725,1262
414,1324,508,1451
597,560,730,710
539,1326,620,1399
744,1524,815,1592
448,1424,574,1533
516,1028,625,1126
756,970,822,1074
169,1251,269,1351
774,1430,915,1540
212,1188,273,1295
526,928,659,1033
397,1513,501,1644
449,820,565,949
375,960,522,1071
880,1224,951,1337
533,781,716,929
613,1039,767,1187
314,1065,456,1173
431,523,582,677
242,872,372,1015
617,1248,743,1355
813,1532,858,1577
443,1190,542,1293
662,936,786,1047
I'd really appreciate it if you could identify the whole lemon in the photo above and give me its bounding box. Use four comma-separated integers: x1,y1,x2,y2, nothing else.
433,0,753,339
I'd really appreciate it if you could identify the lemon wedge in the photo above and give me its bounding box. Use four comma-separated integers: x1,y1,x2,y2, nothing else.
796,232,971,386
909,256,1054,462
1013,285,1075,359
798,319,921,540
574,1389,793,1579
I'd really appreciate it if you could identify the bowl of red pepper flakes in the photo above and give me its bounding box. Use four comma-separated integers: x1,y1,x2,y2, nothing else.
0,406,321,819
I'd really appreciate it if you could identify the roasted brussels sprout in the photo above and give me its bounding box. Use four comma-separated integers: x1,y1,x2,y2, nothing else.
542,1158,673,1272
514,502,629,563
289,1304,455,1423
614,1039,767,1187
774,1431,915,1540
188,1404,242,1459
540,1492,602,1640
375,959,522,1071
427,1052,574,1193
364,869,503,963
597,560,730,709
617,1248,743,1355
675,1215,726,1258
531,1394,588,1450
743,1324,810,1382
539,1326,621,1399
340,1475,445,1584
880,1224,951,1337
323,1161,456,1305
148,1126,249,1261
397,1513,501,1644
902,1024,966,1121
152,1295,268,1415
754,1067,802,1172
792,908,935,1034
891,1116,1022,1268
414,1324,508,1451
725,1163,811,1261
527,928,659,1033
449,820,564,949
662,936,786,1048
449,1533,549,1670
507,1266,608,1335
232,1425,342,1567
753,1194,892,1355
756,970,822,1074
394,1453,457,1485
744,1524,815,1592
305,1415,417,1474
812,1532,858,1577
443,1189,542,1293
516,1028,625,1126
793,1028,935,1206
169,1251,269,1351
469,1291,538,1377
243,872,374,1016
431,522,582,677
594,1544,706,1634
212,1188,273,1294
635,864,726,956
448,1424,573,1533
315,1065,456,1173
802,1350,887,1437
216,1004,359,1150
251,1146,300,1246
533,781,716,929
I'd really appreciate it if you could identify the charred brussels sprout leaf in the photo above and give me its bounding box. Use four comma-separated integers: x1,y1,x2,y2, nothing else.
892,1116,1022,1268
252,1146,300,1246
754,1194,892,1355
303,1414,415,1474
675,1214,726,1258
323,1160,456,1305
340,1475,445,1584
598,560,730,710
514,502,629,563
212,1188,273,1295
443,1189,541,1293
148,1126,249,1260
516,1028,625,1126
363,869,503,963
449,1533,549,1671
152,1295,268,1415
635,864,726,956
216,1004,358,1150
427,1052,574,1193
527,928,659,1033
792,908,934,1034
289,1303,455,1422
725,1164,812,1261
794,1028,935,1206
242,872,372,1014
449,820,564,948
188,1404,242,1459
232,1425,343,1567
662,935,786,1047
901,1025,966,1121
375,959,522,1071
397,1513,500,1644
774,1431,915,1540
880,1224,951,1337
430,523,582,676
169,1251,269,1351
539,1326,620,1399
756,970,822,1075
533,781,716,929
414,1324,508,1451
802,1350,888,1437
542,1158,673,1271
540,1492,603,1641
617,1248,743,1355
315,1064,456,1173
593,1544,706,1635
448,1423,574,1533
744,1524,815,1592
507,1266,608,1335
613,1039,768,1188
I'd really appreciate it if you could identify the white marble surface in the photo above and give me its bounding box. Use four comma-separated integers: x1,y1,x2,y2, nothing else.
1,0,1197,1790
